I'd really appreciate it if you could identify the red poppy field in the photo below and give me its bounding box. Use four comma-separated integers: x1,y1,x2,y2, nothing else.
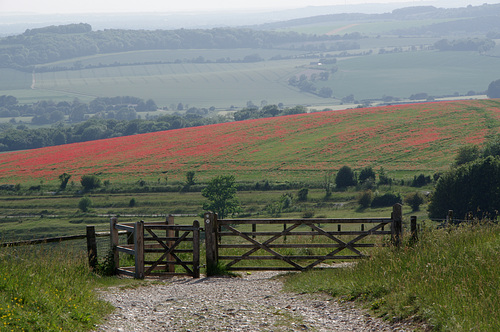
1,99,499,185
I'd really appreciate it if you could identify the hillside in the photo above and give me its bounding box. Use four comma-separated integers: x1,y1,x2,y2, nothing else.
1,99,499,185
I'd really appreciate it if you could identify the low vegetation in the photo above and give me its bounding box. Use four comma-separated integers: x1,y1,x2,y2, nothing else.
283,222,500,331
0,245,114,331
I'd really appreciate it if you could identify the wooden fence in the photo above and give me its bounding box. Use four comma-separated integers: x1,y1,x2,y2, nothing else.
204,204,409,272
110,216,200,279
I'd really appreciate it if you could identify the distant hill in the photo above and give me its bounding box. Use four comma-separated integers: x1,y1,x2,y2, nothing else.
1,99,498,185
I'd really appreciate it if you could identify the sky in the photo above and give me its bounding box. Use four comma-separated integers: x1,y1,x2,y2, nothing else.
0,0,493,14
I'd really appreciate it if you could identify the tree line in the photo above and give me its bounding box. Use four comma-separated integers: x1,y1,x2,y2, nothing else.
0,23,361,69
0,95,310,152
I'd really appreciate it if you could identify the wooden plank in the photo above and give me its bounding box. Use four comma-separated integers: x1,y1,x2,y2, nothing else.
218,231,391,237
95,230,126,237
144,237,194,242
116,268,135,277
220,255,363,260
114,224,135,232
116,246,135,255
110,217,120,271
145,225,197,231
218,243,377,249
219,218,391,225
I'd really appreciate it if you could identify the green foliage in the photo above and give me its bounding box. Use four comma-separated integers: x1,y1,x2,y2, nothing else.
411,173,431,187
335,166,357,189
454,144,480,166
185,171,196,186
482,134,500,157
370,193,402,208
78,196,92,212
358,166,376,184
357,190,372,209
206,261,239,277
80,174,101,191
58,172,71,191
404,192,424,212
202,175,240,219
297,188,308,202
428,156,500,220
283,223,500,331
129,198,136,207
0,246,113,331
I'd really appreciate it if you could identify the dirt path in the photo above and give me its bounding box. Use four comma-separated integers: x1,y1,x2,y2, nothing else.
94,272,416,331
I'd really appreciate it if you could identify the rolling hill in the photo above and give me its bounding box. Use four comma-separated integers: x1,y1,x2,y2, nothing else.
1,99,499,186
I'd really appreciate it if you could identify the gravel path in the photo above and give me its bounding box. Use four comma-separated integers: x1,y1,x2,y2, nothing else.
95,272,417,331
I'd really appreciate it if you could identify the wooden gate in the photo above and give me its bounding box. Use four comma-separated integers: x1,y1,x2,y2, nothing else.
205,204,405,272
111,216,200,278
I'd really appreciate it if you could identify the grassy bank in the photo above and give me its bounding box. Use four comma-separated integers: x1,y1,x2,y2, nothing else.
0,246,114,331
283,222,500,331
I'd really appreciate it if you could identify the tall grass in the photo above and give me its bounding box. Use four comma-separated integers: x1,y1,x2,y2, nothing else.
0,246,113,331
283,222,500,331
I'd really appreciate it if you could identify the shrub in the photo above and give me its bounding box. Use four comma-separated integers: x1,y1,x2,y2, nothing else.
371,193,402,208
358,166,376,184
357,190,372,208
404,192,424,212
297,188,308,201
78,196,92,212
80,174,101,191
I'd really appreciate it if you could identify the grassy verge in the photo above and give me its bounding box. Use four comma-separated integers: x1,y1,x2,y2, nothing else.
0,246,114,331
283,222,500,331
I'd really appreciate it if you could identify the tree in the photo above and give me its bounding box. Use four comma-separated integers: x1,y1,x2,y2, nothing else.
358,190,372,209
454,145,480,166
58,173,71,190
428,156,500,220
318,87,333,98
202,175,240,219
335,166,357,189
186,171,196,186
405,192,424,212
80,174,101,191
487,79,500,98
358,166,376,184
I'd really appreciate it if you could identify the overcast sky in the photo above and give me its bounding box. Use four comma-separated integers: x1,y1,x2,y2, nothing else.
0,0,493,14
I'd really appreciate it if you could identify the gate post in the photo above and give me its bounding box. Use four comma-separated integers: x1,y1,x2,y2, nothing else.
110,216,120,273
391,204,403,246
166,215,175,273
410,216,418,244
192,220,200,278
86,225,98,270
204,212,218,274
135,221,144,279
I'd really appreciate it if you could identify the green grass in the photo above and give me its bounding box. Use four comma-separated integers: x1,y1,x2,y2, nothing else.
283,222,500,331
0,245,114,331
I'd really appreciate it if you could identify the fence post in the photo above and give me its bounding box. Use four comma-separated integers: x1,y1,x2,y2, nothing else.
204,212,218,274
410,216,418,244
391,204,403,246
166,215,175,273
110,216,120,273
192,220,200,278
447,210,453,226
135,221,144,279
86,225,98,270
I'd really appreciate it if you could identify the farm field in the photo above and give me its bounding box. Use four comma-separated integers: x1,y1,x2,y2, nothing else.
1,47,499,108
0,99,498,186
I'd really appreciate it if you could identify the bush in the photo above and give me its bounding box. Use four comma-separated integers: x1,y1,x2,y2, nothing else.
357,190,372,208
80,174,101,191
297,188,308,201
371,193,402,208
78,196,92,212
404,192,424,211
